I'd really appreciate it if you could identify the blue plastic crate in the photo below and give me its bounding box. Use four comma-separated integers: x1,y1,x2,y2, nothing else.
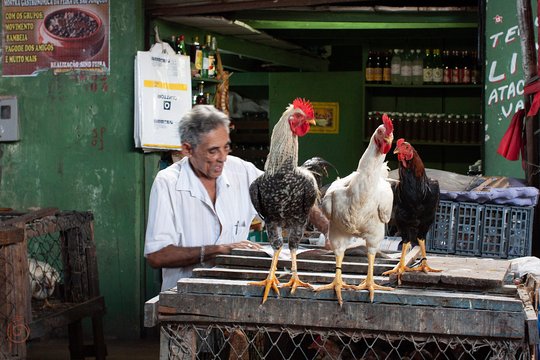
454,202,484,256
426,201,458,254
427,200,534,259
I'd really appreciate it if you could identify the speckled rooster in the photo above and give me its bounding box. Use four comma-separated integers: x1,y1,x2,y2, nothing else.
249,98,317,304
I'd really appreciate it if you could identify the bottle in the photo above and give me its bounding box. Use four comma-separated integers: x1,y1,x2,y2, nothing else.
194,36,203,75
365,50,374,83
382,50,391,84
432,49,443,84
195,81,207,105
412,49,423,85
442,50,452,84
401,49,412,85
390,49,402,85
461,50,471,84
208,37,217,78
471,50,480,85
451,50,461,84
190,36,202,76
422,49,433,84
201,35,212,78
176,34,187,56
373,51,383,83
169,35,177,53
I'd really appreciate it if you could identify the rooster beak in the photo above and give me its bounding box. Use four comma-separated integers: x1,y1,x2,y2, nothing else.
308,118,316,125
384,134,393,145
393,147,400,154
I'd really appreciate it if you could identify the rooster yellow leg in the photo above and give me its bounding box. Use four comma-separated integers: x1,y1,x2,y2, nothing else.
314,254,355,306
281,249,313,293
249,248,282,304
354,253,393,302
410,239,442,274
382,242,413,285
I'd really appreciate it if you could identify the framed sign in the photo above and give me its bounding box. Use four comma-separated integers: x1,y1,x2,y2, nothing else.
311,102,339,134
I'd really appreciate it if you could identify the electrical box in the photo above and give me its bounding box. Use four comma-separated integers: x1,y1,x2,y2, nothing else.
0,96,19,141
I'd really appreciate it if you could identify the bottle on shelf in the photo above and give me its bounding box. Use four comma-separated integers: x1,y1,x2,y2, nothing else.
422,48,433,85
208,37,217,78
390,49,402,85
442,50,452,84
365,50,375,83
195,81,207,105
382,50,391,84
471,50,481,85
432,48,443,84
461,50,471,84
201,34,212,78
169,35,177,53
412,49,423,85
192,36,203,76
373,51,383,83
401,49,413,85
451,50,461,84
176,34,187,56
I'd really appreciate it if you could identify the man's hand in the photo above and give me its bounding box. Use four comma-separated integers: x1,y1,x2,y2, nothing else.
223,240,263,253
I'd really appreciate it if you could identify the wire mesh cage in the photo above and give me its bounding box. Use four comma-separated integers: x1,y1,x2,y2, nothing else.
0,209,106,359
160,323,532,360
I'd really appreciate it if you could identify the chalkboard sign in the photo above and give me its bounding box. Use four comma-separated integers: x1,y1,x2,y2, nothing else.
484,0,537,177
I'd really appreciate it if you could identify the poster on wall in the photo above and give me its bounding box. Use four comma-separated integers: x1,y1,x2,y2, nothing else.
484,0,537,176
1,0,110,77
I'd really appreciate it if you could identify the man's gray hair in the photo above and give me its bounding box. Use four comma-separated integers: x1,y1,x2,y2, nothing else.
179,105,231,148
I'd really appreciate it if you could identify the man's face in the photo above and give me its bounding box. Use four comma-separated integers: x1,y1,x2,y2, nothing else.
185,126,231,180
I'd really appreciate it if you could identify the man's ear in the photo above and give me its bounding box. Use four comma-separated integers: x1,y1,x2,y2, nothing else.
181,143,192,156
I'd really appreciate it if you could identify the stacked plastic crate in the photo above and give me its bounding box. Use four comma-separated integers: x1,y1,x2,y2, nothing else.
427,186,538,259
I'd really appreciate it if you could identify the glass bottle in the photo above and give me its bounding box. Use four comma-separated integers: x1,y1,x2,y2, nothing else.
365,50,374,83
193,36,203,75
201,35,212,78
442,50,452,84
461,50,471,84
176,34,187,56
412,49,423,85
432,48,443,84
471,50,480,85
208,37,217,78
451,50,461,84
195,81,207,105
422,49,433,85
401,49,413,85
373,51,383,83
390,49,402,85
382,50,391,84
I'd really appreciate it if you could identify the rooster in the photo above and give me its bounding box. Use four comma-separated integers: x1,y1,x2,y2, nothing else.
383,139,441,284
28,257,61,308
249,98,317,303
315,114,394,304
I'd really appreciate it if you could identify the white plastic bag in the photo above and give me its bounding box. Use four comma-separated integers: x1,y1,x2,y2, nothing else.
134,42,192,151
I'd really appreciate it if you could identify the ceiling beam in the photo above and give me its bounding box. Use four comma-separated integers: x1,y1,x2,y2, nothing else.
146,0,365,17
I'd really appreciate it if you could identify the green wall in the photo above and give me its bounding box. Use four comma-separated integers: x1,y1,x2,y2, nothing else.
0,1,145,338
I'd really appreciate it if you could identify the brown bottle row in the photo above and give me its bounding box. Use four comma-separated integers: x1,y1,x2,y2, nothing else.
366,111,483,144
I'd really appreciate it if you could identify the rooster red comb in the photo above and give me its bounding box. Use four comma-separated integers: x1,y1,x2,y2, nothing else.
382,113,394,134
293,98,314,119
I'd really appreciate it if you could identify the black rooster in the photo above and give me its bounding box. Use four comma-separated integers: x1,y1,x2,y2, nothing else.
383,138,442,284
249,98,318,303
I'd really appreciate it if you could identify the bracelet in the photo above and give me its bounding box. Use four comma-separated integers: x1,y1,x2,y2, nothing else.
200,246,205,264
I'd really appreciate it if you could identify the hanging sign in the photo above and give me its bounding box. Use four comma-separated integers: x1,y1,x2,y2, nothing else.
2,0,110,77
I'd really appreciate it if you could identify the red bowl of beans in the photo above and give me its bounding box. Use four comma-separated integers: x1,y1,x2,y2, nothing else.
38,8,105,61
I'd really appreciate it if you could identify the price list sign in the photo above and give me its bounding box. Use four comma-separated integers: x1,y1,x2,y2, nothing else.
2,0,109,77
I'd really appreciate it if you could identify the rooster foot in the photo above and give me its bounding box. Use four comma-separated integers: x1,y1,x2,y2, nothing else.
280,273,313,294
382,265,413,286
314,278,356,306
249,276,280,304
410,258,442,274
353,280,393,303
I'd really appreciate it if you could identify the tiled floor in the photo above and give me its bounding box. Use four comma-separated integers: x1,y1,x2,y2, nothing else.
27,335,160,359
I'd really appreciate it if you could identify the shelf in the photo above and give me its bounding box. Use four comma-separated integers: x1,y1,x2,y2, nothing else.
191,77,221,84
365,84,482,89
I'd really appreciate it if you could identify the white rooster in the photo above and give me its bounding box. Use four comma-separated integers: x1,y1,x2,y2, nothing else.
28,257,61,308
315,113,395,304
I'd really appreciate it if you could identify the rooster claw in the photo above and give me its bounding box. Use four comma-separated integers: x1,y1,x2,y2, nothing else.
249,277,280,304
